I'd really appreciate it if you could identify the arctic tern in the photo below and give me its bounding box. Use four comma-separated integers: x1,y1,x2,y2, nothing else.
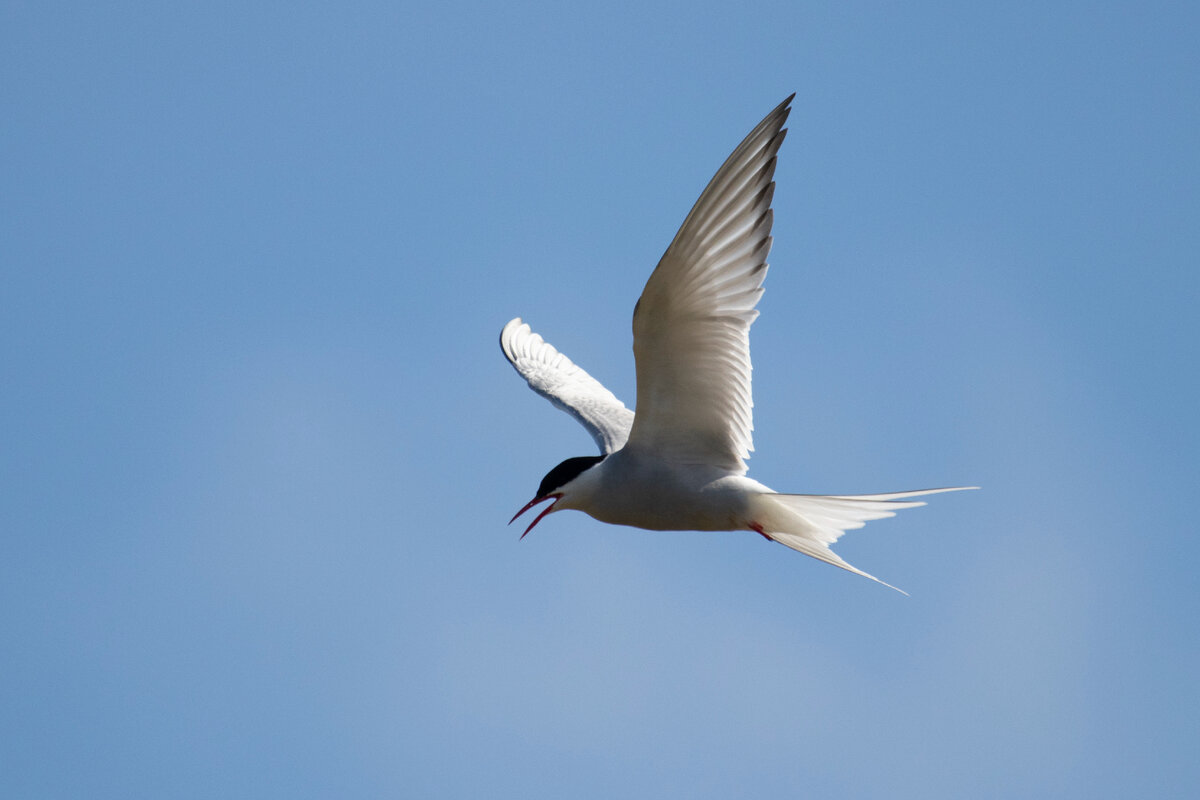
501,94,975,592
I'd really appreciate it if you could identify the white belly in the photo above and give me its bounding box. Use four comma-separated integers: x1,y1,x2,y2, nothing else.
571,449,772,532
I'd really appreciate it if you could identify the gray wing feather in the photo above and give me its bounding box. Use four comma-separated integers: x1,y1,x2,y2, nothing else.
627,94,793,473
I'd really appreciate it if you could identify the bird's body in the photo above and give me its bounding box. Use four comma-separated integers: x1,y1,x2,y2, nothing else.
555,451,761,532
501,95,975,592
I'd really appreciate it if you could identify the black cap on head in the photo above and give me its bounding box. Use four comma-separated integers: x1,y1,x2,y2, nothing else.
537,455,604,498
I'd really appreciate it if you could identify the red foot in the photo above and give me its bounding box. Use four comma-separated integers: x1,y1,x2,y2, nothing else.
748,522,774,542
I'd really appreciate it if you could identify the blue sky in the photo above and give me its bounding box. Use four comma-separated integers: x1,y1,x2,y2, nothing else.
3,1,1198,797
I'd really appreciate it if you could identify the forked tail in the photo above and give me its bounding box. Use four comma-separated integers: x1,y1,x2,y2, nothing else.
749,487,978,594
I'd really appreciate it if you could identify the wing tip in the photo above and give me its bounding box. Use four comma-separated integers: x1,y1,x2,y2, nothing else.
500,317,535,363
771,92,795,132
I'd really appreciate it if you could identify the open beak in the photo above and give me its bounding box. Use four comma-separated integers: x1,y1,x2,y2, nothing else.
508,494,560,539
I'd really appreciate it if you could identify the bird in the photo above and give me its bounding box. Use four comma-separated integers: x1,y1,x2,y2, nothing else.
499,94,975,593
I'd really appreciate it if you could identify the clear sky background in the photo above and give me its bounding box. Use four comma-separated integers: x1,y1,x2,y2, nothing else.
3,2,1198,797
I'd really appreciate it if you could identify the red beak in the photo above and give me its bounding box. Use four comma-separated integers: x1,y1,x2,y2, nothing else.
509,494,560,539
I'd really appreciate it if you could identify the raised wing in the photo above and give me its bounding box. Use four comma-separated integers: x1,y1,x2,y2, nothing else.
500,318,635,454
626,95,793,473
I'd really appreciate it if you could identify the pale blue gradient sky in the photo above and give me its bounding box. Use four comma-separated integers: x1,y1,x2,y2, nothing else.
3,2,1198,797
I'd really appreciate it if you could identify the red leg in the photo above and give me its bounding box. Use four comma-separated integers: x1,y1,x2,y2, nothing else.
748,521,774,542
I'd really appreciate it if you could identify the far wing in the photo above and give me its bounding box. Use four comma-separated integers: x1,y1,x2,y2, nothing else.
500,317,635,454
627,95,793,473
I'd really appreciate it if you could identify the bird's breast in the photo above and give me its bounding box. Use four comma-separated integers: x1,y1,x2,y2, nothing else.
579,451,763,532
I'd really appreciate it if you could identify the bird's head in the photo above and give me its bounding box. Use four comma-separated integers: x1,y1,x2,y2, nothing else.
509,455,605,538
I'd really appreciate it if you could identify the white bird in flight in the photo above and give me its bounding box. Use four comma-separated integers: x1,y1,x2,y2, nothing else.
500,94,975,593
